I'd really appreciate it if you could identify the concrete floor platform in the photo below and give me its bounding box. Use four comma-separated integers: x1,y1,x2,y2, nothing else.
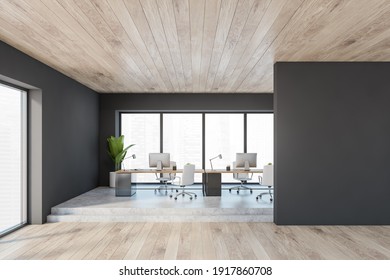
47,185,274,222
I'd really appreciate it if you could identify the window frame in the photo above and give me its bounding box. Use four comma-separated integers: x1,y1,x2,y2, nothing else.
0,81,28,237
118,110,273,183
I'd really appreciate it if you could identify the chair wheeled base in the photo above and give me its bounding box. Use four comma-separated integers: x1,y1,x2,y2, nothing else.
154,181,174,194
170,186,197,200
256,186,273,202
229,182,253,194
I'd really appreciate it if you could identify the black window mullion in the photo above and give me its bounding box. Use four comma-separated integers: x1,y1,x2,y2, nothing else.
202,113,205,169
244,113,247,153
118,112,122,136
160,113,163,153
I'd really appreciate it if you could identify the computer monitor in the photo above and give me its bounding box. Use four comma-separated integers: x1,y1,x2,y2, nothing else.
149,153,170,171
236,153,257,171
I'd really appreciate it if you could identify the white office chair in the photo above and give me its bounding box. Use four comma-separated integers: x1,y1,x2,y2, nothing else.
170,164,197,200
229,161,253,194
256,164,274,202
154,161,176,193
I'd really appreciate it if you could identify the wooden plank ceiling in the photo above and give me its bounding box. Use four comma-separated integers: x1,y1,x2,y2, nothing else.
1,0,390,93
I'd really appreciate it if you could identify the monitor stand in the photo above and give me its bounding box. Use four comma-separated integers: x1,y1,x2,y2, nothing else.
156,160,162,171
244,160,250,171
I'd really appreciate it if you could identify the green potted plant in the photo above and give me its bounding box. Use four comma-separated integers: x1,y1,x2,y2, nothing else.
107,135,135,187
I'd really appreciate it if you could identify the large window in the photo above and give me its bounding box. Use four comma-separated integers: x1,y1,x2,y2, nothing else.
121,114,160,182
247,114,274,167
0,83,27,236
163,114,202,182
205,114,244,182
120,112,273,184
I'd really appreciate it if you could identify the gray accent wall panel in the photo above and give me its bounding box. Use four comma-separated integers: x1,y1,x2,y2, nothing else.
274,62,390,225
99,93,273,185
0,41,99,223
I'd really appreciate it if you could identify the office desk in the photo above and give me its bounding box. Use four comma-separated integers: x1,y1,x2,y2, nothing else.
115,169,262,197
115,169,204,196
203,169,263,196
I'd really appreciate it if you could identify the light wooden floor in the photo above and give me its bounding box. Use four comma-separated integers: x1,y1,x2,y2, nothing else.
1,222,390,260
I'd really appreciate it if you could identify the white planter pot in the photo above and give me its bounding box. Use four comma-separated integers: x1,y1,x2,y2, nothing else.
109,172,116,188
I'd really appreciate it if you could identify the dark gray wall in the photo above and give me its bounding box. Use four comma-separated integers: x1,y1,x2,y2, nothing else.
274,62,390,225
0,41,99,222
99,93,273,185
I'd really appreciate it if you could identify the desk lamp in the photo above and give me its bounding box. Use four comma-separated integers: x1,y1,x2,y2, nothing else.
209,154,222,170
122,154,136,170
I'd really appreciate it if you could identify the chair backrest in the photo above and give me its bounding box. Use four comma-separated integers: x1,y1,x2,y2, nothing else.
262,164,274,186
181,164,195,186
161,161,176,179
232,161,248,179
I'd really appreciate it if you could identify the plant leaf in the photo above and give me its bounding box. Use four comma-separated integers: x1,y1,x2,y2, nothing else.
107,136,135,170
